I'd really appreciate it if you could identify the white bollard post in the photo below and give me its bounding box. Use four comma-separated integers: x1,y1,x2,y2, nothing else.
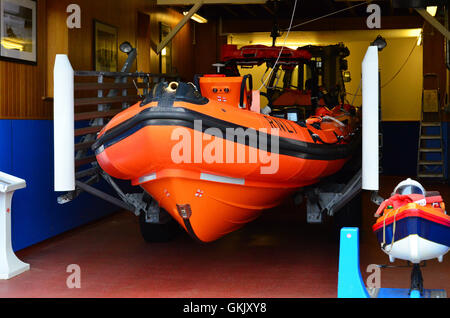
362,46,380,191
54,54,75,192
0,171,29,279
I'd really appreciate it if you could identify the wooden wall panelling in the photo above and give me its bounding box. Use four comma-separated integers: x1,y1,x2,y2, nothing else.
46,0,70,99
423,22,447,95
1,0,199,119
193,21,219,75
137,11,151,72
148,7,195,81
0,0,48,119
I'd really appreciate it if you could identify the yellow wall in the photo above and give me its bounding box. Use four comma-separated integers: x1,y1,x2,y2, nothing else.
345,38,422,121
230,30,423,121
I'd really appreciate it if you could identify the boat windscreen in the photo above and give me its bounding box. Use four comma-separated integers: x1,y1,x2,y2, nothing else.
394,185,425,196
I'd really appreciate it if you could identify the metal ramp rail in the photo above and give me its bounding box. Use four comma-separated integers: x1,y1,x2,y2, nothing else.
54,43,179,220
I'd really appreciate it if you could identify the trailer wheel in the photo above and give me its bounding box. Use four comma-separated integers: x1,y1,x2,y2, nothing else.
334,193,362,232
139,209,180,243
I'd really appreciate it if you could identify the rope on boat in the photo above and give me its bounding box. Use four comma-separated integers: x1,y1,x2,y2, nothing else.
347,79,362,103
381,208,400,253
322,116,346,127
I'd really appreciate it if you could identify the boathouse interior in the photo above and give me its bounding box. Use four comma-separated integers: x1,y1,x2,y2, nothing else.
0,0,448,298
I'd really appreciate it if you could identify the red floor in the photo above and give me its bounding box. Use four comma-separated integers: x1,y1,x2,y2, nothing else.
0,176,448,298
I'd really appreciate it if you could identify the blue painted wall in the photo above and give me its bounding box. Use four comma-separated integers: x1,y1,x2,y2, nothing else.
380,121,448,180
0,119,121,251
380,121,420,176
1,119,447,251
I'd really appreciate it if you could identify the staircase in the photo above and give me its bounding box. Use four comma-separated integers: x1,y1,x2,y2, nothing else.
417,121,445,179
417,74,445,180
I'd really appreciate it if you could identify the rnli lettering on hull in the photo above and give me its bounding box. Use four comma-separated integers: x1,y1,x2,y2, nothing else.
263,116,297,134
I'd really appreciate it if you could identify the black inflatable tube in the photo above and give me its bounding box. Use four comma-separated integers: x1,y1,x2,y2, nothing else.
92,107,361,161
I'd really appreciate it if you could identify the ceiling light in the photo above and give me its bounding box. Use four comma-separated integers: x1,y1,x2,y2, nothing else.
119,41,133,54
371,35,387,52
426,6,438,17
417,31,423,46
183,12,208,23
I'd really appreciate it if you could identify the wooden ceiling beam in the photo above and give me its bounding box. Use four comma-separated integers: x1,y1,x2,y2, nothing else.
157,0,267,5
345,0,358,16
222,5,240,17
220,15,423,33
241,4,257,17
388,0,395,16
416,8,450,40
156,1,203,54
326,0,336,11
262,4,274,16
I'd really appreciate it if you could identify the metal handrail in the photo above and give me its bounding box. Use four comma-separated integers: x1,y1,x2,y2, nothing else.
74,70,179,78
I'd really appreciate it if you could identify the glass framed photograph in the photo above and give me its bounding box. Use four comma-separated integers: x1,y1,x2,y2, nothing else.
0,0,37,64
94,20,118,72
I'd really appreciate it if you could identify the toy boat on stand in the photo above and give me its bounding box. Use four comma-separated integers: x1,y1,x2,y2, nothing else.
373,178,450,295
373,178,450,263
337,43,448,298
93,77,361,243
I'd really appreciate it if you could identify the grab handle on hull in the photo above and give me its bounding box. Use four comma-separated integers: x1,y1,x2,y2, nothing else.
240,74,253,109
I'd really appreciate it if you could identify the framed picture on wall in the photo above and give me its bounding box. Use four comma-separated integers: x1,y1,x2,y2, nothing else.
0,0,37,64
94,20,118,72
159,22,172,74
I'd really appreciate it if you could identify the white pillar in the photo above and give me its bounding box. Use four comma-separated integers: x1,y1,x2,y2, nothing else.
54,54,75,192
362,46,379,191
0,172,29,279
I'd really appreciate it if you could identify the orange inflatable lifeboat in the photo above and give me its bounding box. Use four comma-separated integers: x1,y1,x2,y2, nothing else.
93,78,360,242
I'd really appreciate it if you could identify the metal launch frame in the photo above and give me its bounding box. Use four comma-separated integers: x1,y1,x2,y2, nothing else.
55,43,179,223
54,41,365,230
